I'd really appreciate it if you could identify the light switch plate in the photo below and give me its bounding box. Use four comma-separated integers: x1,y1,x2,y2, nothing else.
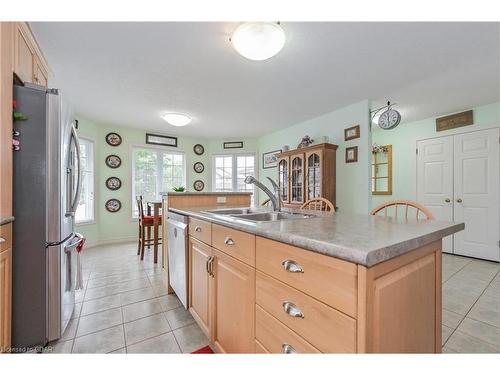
217,196,226,204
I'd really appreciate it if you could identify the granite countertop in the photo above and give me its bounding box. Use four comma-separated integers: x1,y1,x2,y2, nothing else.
0,216,14,225
161,192,252,196
168,206,464,267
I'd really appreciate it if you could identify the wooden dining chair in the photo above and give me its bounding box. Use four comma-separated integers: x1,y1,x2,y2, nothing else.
300,197,335,212
370,199,434,220
136,196,162,261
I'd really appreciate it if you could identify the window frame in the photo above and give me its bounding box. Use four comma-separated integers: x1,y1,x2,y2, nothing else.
130,144,186,218
211,152,258,203
75,136,96,225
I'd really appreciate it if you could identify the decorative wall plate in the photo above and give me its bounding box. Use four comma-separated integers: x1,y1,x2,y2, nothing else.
105,132,122,146
193,162,204,173
193,144,205,155
106,176,122,190
105,154,122,168
193,180,205,192
105,198,121,212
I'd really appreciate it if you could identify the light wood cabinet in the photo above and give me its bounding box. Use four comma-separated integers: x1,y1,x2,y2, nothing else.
211,248,255,353
14,22,48,86
276,143,337,208
0,247,12,353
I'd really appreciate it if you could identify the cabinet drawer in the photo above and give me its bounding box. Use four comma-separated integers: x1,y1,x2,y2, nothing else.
0,224,12,252
189,217,212,245
256,236,357,317
212,224,255,266
254,339,269,353
256,271,356,353
256,305,320,353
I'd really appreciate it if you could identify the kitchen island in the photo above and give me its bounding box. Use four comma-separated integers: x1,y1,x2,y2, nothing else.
168,205,463,354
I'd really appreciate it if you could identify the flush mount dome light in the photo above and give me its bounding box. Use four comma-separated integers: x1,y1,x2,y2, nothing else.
231,22,285,61
161,113,192,127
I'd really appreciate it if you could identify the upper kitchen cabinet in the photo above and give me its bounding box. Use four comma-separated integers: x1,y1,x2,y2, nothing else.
275,143,337,208
14,22,49,86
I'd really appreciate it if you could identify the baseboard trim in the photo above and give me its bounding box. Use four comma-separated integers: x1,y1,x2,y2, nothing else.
84,236,137,249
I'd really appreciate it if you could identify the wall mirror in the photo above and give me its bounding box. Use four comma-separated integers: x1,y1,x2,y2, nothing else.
372,144,392,195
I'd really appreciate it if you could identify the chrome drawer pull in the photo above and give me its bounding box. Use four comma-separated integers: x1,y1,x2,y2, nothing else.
282,343,297,354
0,237,5,244
224,237,235,245
194,226,202,232
281,260,304,273
282,301,304,318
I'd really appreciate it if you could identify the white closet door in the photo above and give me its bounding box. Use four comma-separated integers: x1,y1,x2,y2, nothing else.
453,128,499,261
417,136,454,253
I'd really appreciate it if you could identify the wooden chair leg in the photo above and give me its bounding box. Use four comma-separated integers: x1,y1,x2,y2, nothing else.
153,225,158,264
137,223,142,255
147,226,151,249
140,226,146,261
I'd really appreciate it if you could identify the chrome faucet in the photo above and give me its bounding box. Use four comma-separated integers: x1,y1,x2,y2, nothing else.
244,176,282,212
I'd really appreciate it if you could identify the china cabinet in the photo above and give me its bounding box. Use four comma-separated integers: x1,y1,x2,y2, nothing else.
276,143,337,208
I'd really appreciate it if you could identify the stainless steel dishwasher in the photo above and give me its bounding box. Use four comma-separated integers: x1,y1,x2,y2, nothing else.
167,212,189,308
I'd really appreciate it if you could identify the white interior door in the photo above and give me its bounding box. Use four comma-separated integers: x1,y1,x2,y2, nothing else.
453,128,499,261
417,136,454,253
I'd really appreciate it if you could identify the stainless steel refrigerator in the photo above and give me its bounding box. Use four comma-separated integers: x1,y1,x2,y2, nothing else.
12,83,83,349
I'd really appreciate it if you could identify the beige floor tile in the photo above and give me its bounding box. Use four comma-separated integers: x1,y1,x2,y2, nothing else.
468,294,500,328
109,347,127,354
445,331,498,353
120,287,156,306
122,298,163,323
441,346,458,353
72,303,83,319
124,312,171,345
442,309,464,329
442,288,479,315
83,284,119,301
114,277,151,294
72,325,125,353
173,323,209,353
158,294,182,312
60,319,78,342
165,307,195,330
76,307,123,337
81,294,121,316
126,332,181,353
47,340,73,354
442,325,454,345
456,318,500,348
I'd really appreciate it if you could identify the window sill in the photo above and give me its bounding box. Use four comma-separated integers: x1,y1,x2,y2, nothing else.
75,220,96,226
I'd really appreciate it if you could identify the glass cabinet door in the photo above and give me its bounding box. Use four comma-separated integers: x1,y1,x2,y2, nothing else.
290,155,305,203
278,157,289,203
306,151,322,200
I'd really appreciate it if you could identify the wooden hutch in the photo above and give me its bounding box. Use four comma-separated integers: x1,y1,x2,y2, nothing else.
275,143,337,208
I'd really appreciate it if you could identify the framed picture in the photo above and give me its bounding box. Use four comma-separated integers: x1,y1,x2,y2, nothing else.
193,180,205,191
193,144,205,155
105,132,122,146
105,176,122,190
262,149,281,169
105,154,122,169
193,162,204,173
223,141,243,149
105,199,122,213
345,146,358,163
344,125,360,141
146,133,178,147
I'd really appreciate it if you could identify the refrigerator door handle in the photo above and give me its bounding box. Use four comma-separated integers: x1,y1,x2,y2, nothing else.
66,123,82,217
64,232,84,254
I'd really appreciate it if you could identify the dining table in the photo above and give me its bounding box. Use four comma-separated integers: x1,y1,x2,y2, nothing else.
146,199,162,263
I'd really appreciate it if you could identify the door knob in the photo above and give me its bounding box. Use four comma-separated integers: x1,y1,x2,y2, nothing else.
456,198,463,203
445,198,450,203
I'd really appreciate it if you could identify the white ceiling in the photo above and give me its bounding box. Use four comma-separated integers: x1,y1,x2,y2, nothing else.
31,22,500,138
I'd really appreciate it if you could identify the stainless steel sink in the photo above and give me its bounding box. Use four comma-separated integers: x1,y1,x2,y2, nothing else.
231,212,315,222
202,208,258,215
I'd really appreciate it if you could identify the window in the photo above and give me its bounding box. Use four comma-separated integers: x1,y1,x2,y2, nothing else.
132,146,186,216
213,153,256,204
75,138,94,223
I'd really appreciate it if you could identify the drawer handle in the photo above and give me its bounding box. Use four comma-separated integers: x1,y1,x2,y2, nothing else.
0,237,5,244
194,226,202,232
224,237,235,245
281,260,304,273
282,343,297,354
282,301,304,318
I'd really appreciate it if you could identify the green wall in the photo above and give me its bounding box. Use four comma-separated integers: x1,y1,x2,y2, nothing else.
372,101,500,208
75,116,258,246
257,100,372,215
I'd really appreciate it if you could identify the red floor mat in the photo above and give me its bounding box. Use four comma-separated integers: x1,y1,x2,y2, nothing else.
191,345,214,354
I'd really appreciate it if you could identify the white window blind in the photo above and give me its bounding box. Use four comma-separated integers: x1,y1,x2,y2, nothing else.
75,138,94,223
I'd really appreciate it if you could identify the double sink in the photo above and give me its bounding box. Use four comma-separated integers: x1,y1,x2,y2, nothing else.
201,207,316,223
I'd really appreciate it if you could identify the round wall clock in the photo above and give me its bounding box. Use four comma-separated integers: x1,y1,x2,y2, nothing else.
377,102,401,130
105,132,122,146
193,144,205,155
106,177,122,190
105,154,122,168
193,162,204,173
193,180,205,192
105,198,121,212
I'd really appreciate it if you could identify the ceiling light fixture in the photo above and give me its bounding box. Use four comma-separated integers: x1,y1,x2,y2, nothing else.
230,22,286,61
161,113,192,127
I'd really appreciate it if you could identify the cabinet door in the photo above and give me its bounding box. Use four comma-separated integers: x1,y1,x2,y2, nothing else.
188,238,212,338
277,157,290,203
212,248,255,353
14,25,34,84
305,151,323,201
33,57,48,86
290,154,305,204
0,248,12,353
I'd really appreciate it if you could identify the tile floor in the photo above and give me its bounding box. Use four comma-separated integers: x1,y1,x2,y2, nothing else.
47,242,209,354
47,242,500,353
